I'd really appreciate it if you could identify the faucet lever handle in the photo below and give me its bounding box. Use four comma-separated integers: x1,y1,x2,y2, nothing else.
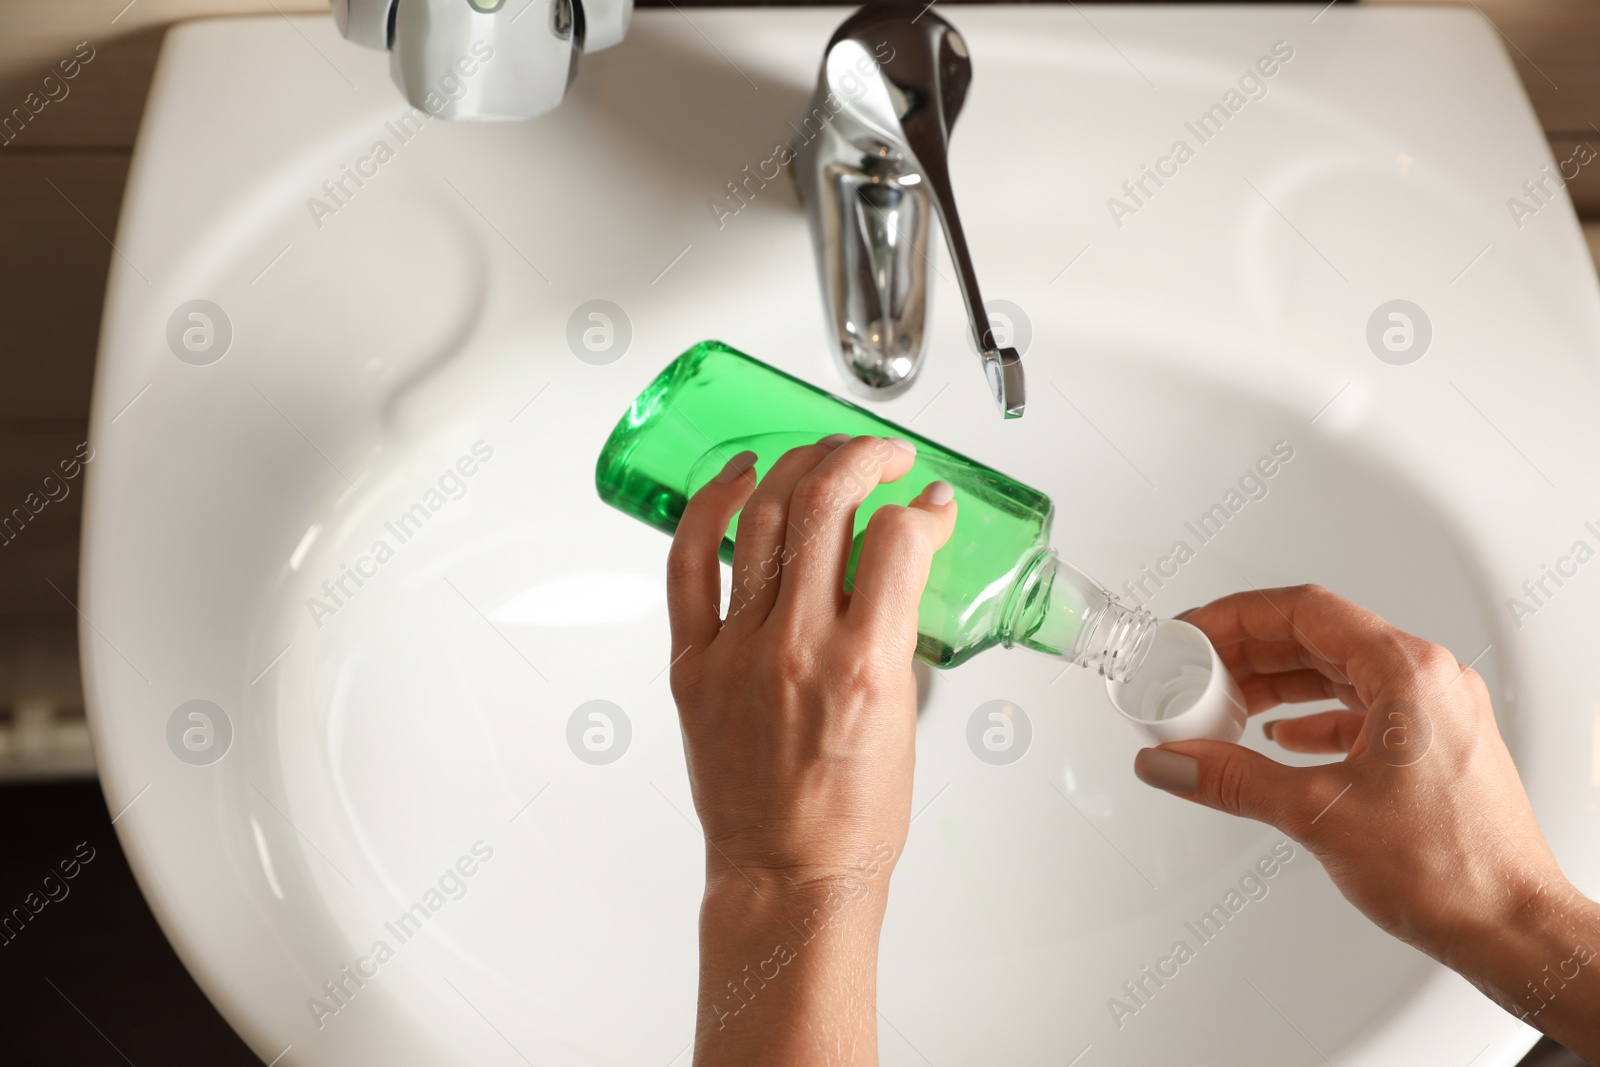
799,1,1026,418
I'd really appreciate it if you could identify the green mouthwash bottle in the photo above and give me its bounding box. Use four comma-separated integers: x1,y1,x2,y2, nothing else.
595,341,1155,678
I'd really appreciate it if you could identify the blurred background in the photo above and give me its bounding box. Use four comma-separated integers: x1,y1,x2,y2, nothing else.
0,0,1594,1063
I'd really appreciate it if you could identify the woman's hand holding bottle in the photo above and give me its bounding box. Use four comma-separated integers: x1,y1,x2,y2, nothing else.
666,435,955,1066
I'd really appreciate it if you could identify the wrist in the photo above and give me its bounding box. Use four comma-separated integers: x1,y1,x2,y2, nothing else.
703,834,901,902
701,863,891,933
695,861,891,1057
1448,875,1600,1024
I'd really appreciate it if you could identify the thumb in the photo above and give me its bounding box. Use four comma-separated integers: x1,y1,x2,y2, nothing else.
1134,740,1333,830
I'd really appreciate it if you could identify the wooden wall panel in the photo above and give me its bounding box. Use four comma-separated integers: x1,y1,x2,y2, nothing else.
1547,135,1600,219
0,153,125,421
0,152,125,708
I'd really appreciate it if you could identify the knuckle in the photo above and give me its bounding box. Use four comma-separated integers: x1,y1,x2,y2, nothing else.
727,560,774,608
1208,749,1252,817
664,543,699,583
835,654,879,699
771,444,826,475
1454,665,1490,702
1408,641,1460,684
841,435,896,473
766,636,815,682
829,641,890,697
669,658,704,703
736,497,787,540
867,505,924,547
790,471,853,521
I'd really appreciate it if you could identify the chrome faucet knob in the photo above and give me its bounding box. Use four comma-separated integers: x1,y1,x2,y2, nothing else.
334,0,631,122
797,1,1025,418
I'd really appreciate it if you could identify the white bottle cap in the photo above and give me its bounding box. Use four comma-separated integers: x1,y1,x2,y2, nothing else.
1105,619,1247,743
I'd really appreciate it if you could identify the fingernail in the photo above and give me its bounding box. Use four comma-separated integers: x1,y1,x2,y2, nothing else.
1261,720,1279,741
1133,748,1199,795
919,480,955,506
819,433,851,447
887,436,917,455
714,450,757,484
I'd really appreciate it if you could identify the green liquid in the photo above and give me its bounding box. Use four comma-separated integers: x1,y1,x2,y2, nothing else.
596,341,1145,673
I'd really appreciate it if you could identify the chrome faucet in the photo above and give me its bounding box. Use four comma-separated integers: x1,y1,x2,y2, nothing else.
334,0,631,121
796,2,1025,418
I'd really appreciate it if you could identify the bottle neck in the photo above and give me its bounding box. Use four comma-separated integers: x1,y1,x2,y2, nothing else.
1000,549,1156,682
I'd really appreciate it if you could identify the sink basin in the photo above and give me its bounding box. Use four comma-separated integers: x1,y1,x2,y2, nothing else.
84,6,1600,1065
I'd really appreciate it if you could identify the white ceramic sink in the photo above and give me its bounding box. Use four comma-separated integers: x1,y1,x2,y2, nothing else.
84,6,1600,1065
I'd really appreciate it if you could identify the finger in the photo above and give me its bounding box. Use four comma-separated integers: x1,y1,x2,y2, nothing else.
1239,668,1337,713
666,450,758,657
846,480,958,648
724,440,840,630
1182,585,1426,705
1217,637,1351,689
1185,586,1380,668
1134,739,1348,831
773,436,918,623
1262,709,1367,754
1217,637,1316,677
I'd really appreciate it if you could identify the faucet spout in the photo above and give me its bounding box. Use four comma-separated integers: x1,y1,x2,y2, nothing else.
797,2,1025,418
